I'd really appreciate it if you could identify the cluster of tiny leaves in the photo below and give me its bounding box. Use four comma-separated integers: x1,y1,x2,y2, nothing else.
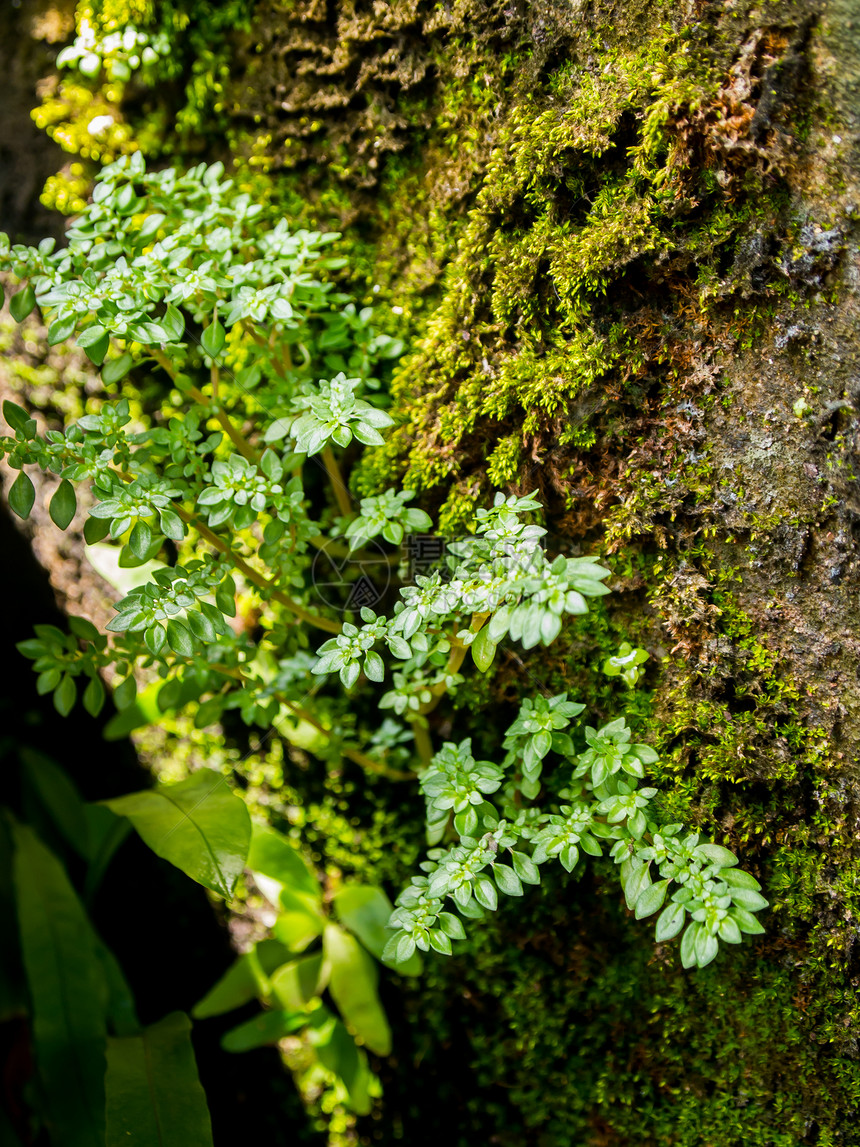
313,492,611,699
0,157,767,979
384,700,767,970
0,154,402,730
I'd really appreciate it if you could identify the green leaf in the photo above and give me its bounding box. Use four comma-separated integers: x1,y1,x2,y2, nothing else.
84,515,112,544
161,305,186,343
12,821,106,1146
159,508,185,541
54,674,77,717
719,915,743,944
129,520,152,561
87,930,139,1038
271,890,324,952
187,610,217,643
270,954,324,1010
102,353,135,385
620,858,651,910
473,876,498,911
729,887,769,912
21,749,89,858
83,676,106,717
8,471,35,519
77,325,110,365
333,884,422,976
3,400,31,433
220,1009,306,1053
83,808,132,901
9,285,36,322
192,939,289,1019
323,924,392,1056
69,615,101,643
730,906,766,935
694,843,738,868
511,850,541,886
48,314,78,345
114,675,137,712
247,823,319,900
49,480,77,530
437,912,466,940
454,806,478,837
200,316,225,359
101,769,251,898
311,1014,372,1114
471,625,497,673
215,575,236,617
694,928,719,968
634,878,669,919
165,619,195,657
429,929,452,954
679,922,701,969
105,1012,213,1146
655,902,685,942
493,864,523,897
721,868,762,891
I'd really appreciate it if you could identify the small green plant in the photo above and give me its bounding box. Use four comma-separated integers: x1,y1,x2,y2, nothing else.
192,822,422,1115
0,155,767,1135
386,705,766,969
603,641,650,687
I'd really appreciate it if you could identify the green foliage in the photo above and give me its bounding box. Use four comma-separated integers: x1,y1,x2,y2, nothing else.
344,488,431,550
12,821,108,1146
3,761,215,1147
193,822,402,1113
101,768,251,898
105,1013,213,1146
385,702,764,971
602,641,649,688
1,155,769,1137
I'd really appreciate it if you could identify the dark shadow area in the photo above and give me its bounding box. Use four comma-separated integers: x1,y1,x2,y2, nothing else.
0,502,319,1145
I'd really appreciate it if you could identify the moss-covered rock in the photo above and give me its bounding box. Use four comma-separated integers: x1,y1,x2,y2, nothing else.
14,0,860,1141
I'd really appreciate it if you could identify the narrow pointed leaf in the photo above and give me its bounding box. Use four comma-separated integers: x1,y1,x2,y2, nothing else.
333,883,423,976
247,823,319,900
192,939,290,1020
220,1009,306,1052
105,1012,213,1146
323,924,392,1056
12,822,106,1146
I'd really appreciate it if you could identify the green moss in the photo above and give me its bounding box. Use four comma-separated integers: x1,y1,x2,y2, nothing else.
23,1,860,1142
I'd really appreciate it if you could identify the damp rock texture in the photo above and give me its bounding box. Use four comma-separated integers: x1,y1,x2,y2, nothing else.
229,2,860,1141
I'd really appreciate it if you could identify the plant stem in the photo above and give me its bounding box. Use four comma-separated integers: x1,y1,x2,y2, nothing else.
409,717,435,768
418,612,489,716
151,347,259,464
173,505,342,634
187,382,258,464
321,445,352,517
283,698,411,781
308,534,401,565
212,663,409,780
